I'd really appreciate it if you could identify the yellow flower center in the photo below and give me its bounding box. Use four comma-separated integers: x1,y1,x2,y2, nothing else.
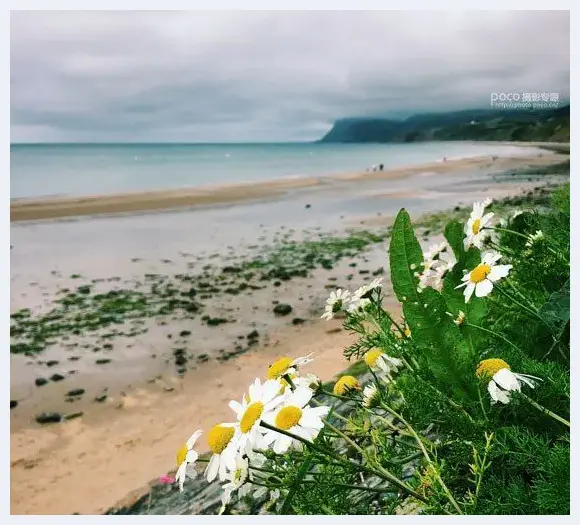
176,444,188,467
275,406,303,430
207,424,235,454
240,402,264,433
364,349,382,367
472,218,481,235
404,327,411,338
267,357,293,379
333,375,361,395
470,264,491,284
476,358,510,380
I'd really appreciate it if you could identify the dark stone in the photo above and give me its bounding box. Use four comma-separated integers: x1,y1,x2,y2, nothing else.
305,203,311,209
247,329,260,340
35,377,49,387
66,388,85,397
273,303,293,316
64,412,83,421
46,360,60,367
36,412,62,424
95,359,112,365
50,373,65,382
94,394,108,403
179,330,191,337
174,355,187,366
292,318,306,325
10,400,18,409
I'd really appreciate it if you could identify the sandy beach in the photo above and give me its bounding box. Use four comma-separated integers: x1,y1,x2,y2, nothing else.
10,152,562,222
10,149,569,515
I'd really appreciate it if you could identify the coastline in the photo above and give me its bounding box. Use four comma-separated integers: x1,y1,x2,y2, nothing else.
10,154,569,515
10,151,562,223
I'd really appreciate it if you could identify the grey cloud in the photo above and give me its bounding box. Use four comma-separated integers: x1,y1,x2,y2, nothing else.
10,10,570,142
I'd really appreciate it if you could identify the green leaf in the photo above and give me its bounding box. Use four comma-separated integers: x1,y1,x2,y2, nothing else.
389,209,476,400
389,209,423,303
444,220,465,261
538,288,570,330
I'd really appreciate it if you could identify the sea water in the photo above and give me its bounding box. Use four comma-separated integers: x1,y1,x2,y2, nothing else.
10,141,538,199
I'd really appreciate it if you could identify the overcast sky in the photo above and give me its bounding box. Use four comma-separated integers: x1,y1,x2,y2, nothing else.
11,10,570,143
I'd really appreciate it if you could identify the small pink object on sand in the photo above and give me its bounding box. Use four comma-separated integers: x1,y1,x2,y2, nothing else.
159,475,175,484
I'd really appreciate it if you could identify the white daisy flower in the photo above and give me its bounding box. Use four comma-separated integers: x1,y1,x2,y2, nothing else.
464,198,494,250
352,277,384,300
229,378,285,453
221,456,250,498
266,353,314,380
347,296,371,313
205,423,240,483
456,251,512,303
418,242,456,292
261,386,330,454
476,358,541,405
175,429,202,492
363,349,403,378
321,288,351,320
525,230,544,248
362,383,382,408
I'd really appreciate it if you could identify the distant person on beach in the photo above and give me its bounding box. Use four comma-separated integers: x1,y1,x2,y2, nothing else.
379,164,384,171
443,157,447,162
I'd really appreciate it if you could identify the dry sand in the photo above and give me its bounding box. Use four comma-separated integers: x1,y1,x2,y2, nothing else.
10,152,562,223
10,315,387,515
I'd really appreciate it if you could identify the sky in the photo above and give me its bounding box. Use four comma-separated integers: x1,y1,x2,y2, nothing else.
10,10,570,143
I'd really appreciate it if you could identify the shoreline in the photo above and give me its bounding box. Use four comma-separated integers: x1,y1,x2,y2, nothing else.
10,151,562,223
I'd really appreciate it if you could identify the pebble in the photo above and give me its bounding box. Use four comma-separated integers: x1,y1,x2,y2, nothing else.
36,412,62,424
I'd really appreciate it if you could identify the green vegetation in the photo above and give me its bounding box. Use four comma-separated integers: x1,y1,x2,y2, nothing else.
207,184,569,516
320,106,569,143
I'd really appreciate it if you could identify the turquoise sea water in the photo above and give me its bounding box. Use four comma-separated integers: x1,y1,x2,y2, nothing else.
10,142,537,199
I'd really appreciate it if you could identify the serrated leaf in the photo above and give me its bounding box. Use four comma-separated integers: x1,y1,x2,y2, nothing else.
389,209,423,303
444,220,465,261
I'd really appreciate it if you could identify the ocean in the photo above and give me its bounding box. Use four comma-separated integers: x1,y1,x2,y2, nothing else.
10,141,538,199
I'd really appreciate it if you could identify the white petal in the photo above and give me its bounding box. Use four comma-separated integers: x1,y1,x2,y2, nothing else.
206,454,220,482
299,413,324,430
493,368,521,392
464,282,475,303
248,378,261,401
218,455,228,481
481,212,494,227
488,264,512,282
514,373,540,389
305,405,330,418
475,280,493,297
176,463,187,491
185,450,198,464
292,353,314,366
288,386,313,408
273,435,293,454
262,379,282,403
488,380,510,404
186,429,202,449
229,400,244,417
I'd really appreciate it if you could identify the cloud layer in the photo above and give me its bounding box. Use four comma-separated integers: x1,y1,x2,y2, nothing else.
11,11,570,142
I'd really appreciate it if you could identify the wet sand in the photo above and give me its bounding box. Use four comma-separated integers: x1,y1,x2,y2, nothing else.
10,152,560,222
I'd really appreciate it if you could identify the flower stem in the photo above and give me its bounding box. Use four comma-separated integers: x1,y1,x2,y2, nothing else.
520,393,570,428
379,401,464,515
259,420,427,502
465,322,523,354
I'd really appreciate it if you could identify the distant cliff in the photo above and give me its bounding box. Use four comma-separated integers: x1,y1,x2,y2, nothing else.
320,105,570,144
